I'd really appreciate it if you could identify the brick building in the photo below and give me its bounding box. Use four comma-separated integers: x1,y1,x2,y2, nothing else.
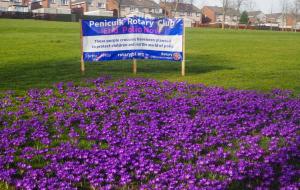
160,1,201,27
0,0,29,12
248,11,266,25
202,6,239,25
107,0,162,18
30,0,71,14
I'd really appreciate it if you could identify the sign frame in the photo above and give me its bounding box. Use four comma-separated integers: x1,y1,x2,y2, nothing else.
80,18,186,76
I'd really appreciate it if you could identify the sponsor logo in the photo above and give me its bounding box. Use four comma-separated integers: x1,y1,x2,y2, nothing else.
95,53,111,61
172,53,181,61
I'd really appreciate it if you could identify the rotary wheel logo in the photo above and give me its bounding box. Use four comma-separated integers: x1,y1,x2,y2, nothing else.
173,53,181,61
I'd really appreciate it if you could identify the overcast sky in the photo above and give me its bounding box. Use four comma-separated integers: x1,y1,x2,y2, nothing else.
156,0,283,14
196,0,281,13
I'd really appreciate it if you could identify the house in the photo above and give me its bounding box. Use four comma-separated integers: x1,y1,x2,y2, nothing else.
125,10,162,19
107,0,163,18
160,1,201,27
120,0,162,18
30,0,71,14
292,15,300,29
0,0,29,12
278,14,296,29
0,0,13,12
248,11,266,25
294,18,300,29
106,0,118,16
265,13,295,29
265,13,281,27
8,4,29,12
202,6,239,26
71,0,112,16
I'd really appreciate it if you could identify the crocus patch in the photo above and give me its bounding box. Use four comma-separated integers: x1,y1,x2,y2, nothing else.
0,77,299,190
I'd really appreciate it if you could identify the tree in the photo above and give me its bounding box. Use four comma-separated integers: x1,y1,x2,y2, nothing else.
239,11,249,24
174,0,179,17
118,0,122,17
280,0,290,31
247,0,256,11
292,0,300,31
234,0,247,29
221,0,230,29
270,0,274,30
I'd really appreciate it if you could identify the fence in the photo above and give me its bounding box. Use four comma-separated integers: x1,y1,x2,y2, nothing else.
1,12,300,32
196,23,300,32
0,11,113,22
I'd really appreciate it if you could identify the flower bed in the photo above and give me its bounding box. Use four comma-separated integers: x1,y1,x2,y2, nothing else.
0,77,299,190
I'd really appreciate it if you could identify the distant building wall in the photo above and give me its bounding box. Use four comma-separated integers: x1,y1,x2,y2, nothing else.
0,1,11,9
71,2,87,12
120,6,161,17
47,0,70,9
202,6,216,23
106,0,118,16
171,11,201,23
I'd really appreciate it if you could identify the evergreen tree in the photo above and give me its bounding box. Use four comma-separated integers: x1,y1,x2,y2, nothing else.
240,11,249,24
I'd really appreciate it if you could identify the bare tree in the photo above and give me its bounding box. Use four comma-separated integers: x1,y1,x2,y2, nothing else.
292,0,300,31
280,0,290,31
221,0,231,29
160,0,168,17
270,0,274,30
69,0,71,13
174,0,179,17
247,0,256,11
165,0,167,17
234,0,247,29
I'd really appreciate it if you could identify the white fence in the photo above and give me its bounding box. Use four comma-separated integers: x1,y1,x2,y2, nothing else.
32,8,71,14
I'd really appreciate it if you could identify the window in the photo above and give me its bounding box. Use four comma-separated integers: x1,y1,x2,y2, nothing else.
50,0,55,3
61,0,68,5
130,7,135,11
187,12,191,16
196,12,200,17
98,3,104,8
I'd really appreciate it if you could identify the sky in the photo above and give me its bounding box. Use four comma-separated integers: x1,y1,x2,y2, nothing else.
156,0,283,14
195,0,281,14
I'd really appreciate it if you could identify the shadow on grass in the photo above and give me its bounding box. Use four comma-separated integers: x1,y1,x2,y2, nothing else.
89,54,235,74
0,55,234,92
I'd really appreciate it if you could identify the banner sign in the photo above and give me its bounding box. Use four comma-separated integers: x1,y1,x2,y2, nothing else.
81,17,184,62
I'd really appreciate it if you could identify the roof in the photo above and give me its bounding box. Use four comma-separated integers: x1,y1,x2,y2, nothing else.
203,6,239,16
265,13,283,19
72,0,93,5
150,12,164,18
203,6,223,14
120,0,160,9
125,10,164,18
72,0,112,6
160,2,201,13
247,11,263,17
265,13,300,22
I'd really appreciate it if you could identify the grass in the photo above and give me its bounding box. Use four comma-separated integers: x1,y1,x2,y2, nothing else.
0,18,300,94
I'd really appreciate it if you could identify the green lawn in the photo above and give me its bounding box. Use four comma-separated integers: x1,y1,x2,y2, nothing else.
0,18,300,94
